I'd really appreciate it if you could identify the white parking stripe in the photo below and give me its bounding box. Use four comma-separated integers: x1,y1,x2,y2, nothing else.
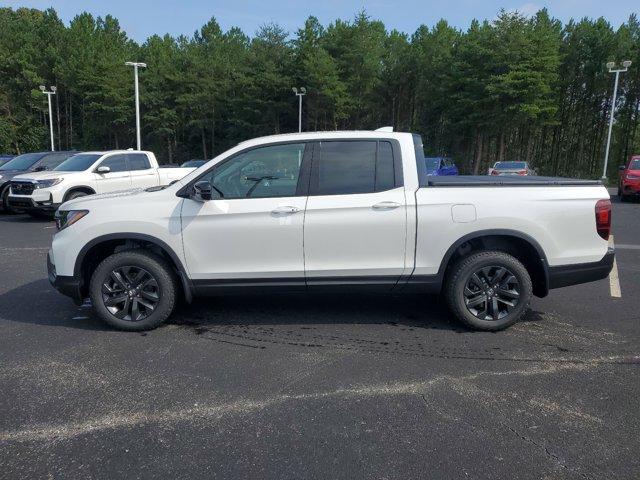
615,244,640,250
609,235,622,298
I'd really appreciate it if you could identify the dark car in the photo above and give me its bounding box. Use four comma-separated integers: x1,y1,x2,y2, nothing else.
424,157,458,176
0,155,15,167
0,151,78,213
181,159,206,168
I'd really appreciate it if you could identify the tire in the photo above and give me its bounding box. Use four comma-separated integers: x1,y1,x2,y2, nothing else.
89,250,177,331
445,251,532,331
1,185,16,214
64,190,89,202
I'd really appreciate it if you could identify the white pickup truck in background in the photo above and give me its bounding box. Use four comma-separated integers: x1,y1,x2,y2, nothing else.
8,150,194,216
46,131,614,332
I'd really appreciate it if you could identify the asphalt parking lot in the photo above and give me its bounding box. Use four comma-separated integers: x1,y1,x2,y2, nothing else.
1,194,639,480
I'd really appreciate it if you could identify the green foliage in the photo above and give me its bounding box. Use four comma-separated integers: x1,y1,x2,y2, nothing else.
0,6,638,176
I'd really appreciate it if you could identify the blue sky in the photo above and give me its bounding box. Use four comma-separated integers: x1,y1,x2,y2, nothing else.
5,0,638,41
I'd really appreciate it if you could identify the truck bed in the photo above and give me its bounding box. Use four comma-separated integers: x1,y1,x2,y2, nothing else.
424,175,601,187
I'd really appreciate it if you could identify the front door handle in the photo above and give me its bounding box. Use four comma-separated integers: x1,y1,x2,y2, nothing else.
372,201,401,210
271,206,300,214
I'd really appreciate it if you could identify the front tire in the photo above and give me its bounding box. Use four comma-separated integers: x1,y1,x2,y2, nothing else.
445,251,532,331
89,250,177,331
1,186,16,214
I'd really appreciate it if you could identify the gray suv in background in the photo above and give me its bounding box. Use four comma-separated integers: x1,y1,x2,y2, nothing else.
0,151,77,213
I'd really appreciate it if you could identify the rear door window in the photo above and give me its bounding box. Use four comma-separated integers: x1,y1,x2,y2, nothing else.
127,153,151,170
310,140,398,196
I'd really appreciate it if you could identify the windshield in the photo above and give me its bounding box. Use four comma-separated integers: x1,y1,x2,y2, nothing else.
494,161,526,169
630,159,640,170
0,153,45,171
424,157,441,171
54,154,102,172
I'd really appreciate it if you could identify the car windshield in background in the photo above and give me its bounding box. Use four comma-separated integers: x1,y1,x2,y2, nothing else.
424,158,440,171
54,154,101,172
182,160,206,167
495,161,526,169
0,152,44,171
630,159,640,170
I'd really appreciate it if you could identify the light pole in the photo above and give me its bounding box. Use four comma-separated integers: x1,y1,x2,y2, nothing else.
292,87,306,133
39,85,56,151
602,60,632,180
125,61,147,150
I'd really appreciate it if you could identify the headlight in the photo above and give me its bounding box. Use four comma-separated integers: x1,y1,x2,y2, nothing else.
626,174,639,180
55,209,89,231
35,178,63,188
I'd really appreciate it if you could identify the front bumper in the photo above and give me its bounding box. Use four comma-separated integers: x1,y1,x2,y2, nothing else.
548,248,615,290
7,194,60,213
47,252,83,305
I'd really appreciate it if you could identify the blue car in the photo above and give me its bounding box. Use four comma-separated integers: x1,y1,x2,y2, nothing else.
424,157,458,176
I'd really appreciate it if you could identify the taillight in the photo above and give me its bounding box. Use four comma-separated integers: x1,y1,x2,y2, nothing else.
595,199,611,240
517,170,527,175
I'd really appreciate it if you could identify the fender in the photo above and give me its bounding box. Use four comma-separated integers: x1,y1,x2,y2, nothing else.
73,232,193,302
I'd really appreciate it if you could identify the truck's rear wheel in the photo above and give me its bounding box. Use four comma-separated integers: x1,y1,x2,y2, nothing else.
445,251,532,331
89,250,177,331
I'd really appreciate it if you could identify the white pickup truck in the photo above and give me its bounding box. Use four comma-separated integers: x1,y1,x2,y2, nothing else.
46,131,614,331
8,150,194,216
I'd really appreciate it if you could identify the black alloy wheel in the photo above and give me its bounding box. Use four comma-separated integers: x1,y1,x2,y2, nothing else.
463,266,520,321
101,266,161,322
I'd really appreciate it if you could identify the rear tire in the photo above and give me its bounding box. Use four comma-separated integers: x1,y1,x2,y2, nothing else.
89,250,177,331
445,251,532,331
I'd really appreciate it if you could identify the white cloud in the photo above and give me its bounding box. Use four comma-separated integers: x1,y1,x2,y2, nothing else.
508,2,541,18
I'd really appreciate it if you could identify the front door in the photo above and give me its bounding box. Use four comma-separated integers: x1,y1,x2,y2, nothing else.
303,140,408,289
181,142,309,287
94,154,132,193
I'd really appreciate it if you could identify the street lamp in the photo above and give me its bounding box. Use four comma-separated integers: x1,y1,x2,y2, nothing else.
292,87,306,133
125,61,147,150
39,85,56,151
602,60,632,180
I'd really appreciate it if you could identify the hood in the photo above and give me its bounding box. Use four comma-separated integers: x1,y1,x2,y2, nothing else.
0,170,28,184
61,188,146,209
12,171,76,182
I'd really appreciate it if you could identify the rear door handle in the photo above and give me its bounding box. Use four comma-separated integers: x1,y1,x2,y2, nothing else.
372,201,401,210
271,206,300,214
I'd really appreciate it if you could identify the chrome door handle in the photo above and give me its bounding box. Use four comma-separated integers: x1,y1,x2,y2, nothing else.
372,201,401,210
271,206,300,214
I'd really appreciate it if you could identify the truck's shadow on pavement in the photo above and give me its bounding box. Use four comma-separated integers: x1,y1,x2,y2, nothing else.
0,279,543,334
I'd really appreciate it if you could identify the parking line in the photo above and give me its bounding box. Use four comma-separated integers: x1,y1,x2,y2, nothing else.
615,244,640,250
609,236,622,298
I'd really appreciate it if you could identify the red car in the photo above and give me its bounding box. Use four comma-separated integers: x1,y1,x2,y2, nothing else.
619,155,640,202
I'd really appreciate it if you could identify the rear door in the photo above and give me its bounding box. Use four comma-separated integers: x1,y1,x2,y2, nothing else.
94,154,132,193
127,153,158,189
303,140,407,289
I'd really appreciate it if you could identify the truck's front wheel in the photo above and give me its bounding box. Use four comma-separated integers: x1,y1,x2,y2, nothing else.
445,251,532,331
89,250,177,331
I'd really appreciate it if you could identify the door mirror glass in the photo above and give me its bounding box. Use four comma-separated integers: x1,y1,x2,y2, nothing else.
193,180,212,201
96,166,111,174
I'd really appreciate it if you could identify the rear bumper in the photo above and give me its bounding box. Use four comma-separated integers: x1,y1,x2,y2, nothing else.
7,195,60,213
47,252,83,305
548,248,615,290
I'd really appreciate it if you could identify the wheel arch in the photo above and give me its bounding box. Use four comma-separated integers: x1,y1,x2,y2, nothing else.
438,229,550,298
63,186,96,202
74,233,192,302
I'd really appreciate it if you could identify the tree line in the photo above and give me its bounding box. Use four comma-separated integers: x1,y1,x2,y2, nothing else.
0,6,638,178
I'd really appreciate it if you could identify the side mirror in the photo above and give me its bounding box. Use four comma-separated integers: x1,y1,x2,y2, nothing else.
34,165,48,172
193,180,212,201
619,165,626,171
96,165,111,174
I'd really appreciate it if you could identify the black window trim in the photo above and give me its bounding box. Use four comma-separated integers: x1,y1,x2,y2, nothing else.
176,140,314,200
307,138,403,197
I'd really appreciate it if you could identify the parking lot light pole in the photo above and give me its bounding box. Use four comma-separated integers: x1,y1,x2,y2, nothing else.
125,61,147,150
603,60,632,180
39,85,56,151
292,87,306,133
